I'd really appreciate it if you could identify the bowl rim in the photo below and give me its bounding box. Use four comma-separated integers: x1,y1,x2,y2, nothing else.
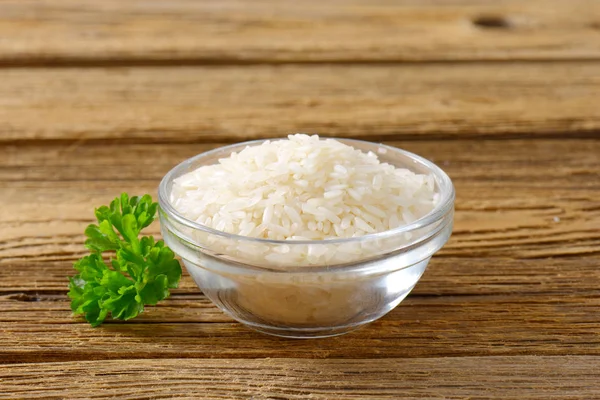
158,137,455,245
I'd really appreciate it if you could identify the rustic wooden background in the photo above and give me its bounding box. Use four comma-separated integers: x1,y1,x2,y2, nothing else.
1,0,599,398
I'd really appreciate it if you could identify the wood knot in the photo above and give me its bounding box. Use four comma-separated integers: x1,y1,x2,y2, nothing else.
9,293,41,302
472,15,512,29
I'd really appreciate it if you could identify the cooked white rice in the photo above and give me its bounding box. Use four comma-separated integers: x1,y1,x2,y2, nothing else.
170,134,439,241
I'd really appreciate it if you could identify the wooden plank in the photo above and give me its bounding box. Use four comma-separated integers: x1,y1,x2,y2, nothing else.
1,0,599,64
1,139,598,363
1,291,600,363
3,256,600,296
1,140,598,262
1,63,600,142
0,357,599,399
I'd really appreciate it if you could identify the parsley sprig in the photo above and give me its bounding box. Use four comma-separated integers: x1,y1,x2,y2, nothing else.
68,193,182,327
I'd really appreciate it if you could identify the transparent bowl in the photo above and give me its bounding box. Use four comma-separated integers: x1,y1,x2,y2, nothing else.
158,139,455,338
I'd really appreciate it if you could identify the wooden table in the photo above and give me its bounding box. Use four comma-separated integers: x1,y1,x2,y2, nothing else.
1,1,599,398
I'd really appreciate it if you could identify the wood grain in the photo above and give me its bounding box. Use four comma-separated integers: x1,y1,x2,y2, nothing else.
2,289,600,363
1,357,599,399
1,63,600,142
2,1,600,398
1,0,599,65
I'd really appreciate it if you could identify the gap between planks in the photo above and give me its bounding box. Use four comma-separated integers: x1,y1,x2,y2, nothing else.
5,57,600,70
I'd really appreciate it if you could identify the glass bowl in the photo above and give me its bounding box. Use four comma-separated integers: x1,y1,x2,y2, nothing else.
158,138,455,338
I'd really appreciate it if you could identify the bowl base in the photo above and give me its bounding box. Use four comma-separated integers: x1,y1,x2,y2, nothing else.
240,320,368,339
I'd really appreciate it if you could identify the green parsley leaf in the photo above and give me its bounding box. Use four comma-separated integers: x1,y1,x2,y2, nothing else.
68,193,182,327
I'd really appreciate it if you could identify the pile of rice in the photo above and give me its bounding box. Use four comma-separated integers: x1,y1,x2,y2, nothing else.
171,134,439,241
